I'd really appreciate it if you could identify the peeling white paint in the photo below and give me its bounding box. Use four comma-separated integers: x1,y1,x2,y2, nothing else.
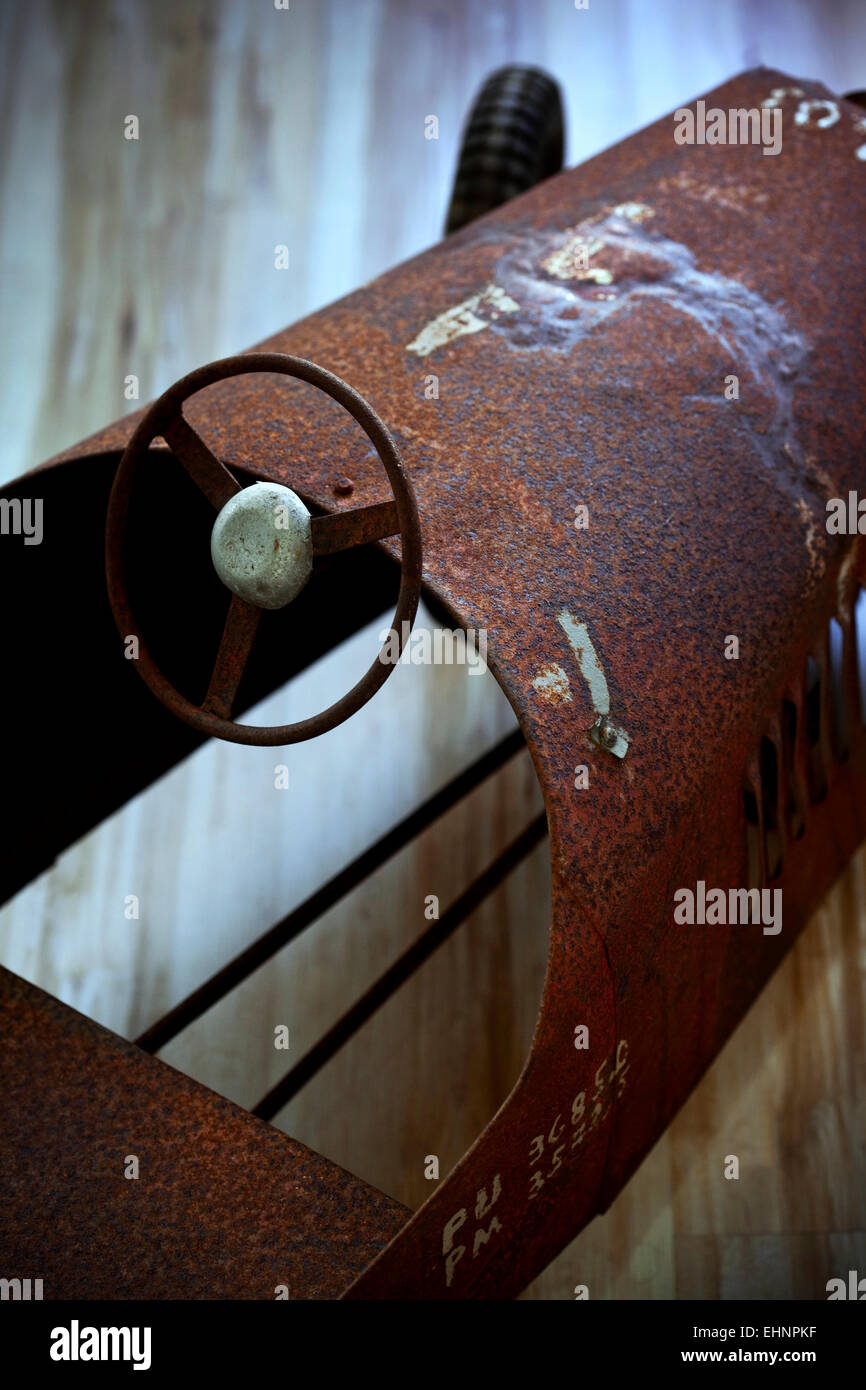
531,662,573,703
541,235,613,284
796,496,826,593
406,284,519,357
532,614,629,757
761,86,804,109
794,98,840,129
539,205,653,286
612,202,654,223
557,611,610,715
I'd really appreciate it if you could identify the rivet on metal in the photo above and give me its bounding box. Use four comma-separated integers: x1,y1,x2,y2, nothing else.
590,713,630,759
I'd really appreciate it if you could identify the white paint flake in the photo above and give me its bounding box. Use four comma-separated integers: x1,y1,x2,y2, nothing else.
612,202,655,223
531,662,573,703
406,284,520,357
557,612,610,715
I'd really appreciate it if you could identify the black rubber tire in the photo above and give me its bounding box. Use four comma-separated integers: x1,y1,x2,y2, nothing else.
445,65,564,235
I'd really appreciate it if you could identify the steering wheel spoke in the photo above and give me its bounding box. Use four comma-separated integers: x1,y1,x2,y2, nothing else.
105,352,422,746
163,414,241,510
311,500,400,557
202,595,263,720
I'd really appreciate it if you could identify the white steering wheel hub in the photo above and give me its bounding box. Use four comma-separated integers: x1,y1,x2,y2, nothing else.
210,481,313,610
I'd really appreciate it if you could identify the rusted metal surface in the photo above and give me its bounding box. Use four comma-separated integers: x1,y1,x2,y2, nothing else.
5,67,866,1297
0,967,409,1299
105,353,422,744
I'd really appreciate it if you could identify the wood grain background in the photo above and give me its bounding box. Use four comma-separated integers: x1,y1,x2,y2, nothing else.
1,0,864,1300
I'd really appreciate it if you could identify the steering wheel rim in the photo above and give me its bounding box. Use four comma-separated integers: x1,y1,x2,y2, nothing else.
105,352,423,746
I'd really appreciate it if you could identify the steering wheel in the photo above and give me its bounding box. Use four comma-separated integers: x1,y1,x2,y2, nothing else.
105,353,422,746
